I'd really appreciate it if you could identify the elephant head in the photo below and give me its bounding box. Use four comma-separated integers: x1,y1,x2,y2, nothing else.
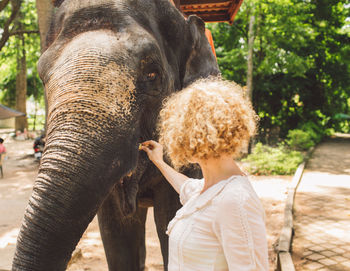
12,0,219,270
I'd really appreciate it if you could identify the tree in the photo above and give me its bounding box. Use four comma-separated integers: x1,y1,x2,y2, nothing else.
0,0,22,51
14,11,27,130
0,0,42,131
209,0,350,140
246,4,255,102
35,0,53,51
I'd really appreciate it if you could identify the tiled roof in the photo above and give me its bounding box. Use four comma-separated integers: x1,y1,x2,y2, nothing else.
0,104,25,119
180,0,244,24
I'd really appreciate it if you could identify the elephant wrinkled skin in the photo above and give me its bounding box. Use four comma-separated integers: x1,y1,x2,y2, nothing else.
12,0,219,270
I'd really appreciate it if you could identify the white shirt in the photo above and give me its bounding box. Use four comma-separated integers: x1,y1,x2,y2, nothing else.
167,176,269,271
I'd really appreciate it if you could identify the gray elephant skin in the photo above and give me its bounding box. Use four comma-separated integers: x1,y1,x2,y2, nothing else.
12,0,219,270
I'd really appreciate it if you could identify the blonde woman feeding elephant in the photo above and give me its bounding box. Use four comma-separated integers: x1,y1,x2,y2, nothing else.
141,77,269,270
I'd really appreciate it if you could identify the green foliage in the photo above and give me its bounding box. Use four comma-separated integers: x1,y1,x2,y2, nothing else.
298,121,324,143
27,114,45,130
286,129,315,151
208,0,350,140
27,94,46,131
242,142,304,175
0,0,43,108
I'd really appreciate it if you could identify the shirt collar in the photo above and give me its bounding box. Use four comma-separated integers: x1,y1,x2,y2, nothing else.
167,175,244,235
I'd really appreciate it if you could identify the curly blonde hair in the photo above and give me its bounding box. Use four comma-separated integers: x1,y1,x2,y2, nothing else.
158,77,258,169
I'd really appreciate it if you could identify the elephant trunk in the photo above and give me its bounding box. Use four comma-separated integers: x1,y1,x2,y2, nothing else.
12,115,138,270
12,30,141,270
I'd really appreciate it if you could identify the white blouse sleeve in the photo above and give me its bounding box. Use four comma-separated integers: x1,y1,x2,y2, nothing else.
212,186,269,271
179,178,203,205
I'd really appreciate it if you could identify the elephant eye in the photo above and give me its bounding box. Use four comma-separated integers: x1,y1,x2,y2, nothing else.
146,72,157,81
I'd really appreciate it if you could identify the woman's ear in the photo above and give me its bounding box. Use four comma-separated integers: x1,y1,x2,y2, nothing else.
183,15,220,87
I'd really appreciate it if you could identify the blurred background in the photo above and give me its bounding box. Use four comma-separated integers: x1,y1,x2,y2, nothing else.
0,0,349,270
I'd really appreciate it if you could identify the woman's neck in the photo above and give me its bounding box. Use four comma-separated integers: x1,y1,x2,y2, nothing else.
198,154,245,194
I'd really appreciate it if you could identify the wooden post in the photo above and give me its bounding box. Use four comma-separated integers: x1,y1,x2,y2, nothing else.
172,0,180,9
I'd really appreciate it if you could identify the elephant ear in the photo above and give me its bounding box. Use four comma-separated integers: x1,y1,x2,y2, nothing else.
52,0,64,7
183,15,220,87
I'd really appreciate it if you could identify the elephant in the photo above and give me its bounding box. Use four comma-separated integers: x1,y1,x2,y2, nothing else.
12,0,219,270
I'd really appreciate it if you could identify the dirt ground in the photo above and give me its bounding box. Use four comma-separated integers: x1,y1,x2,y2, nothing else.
0,136,40,270
0,134,291,271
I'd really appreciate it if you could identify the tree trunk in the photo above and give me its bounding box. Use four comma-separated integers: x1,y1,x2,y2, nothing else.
36,0,53,52
0,0,10,11
0,0,22,52
15,31,27,131
35,0,53,132
246,7,255,102
32,77,37,131
247,6,255,154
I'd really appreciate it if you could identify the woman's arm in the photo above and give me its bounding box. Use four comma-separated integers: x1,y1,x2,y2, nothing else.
140,140,189,193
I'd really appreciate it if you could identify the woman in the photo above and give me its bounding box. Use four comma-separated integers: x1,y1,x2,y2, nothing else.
141,77,268,270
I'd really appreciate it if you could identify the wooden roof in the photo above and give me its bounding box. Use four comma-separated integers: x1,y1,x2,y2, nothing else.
180,0,243,24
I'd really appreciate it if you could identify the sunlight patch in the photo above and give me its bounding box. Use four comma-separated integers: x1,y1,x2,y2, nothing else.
0,228,19,248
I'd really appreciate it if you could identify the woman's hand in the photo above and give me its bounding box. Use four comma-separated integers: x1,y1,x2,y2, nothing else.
140,140,164,165
140,140,188,194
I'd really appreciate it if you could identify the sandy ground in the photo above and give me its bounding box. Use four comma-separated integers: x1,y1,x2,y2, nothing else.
0,136,291,271
0,137,39,271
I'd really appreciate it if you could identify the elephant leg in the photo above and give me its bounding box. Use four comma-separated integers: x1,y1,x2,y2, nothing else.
98,193,147,271
153,180,182,271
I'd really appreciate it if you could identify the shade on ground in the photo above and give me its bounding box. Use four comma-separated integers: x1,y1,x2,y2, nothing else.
292,135,350,271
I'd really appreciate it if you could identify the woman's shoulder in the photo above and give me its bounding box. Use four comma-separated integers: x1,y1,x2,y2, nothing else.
179,178,204,205
215,176,262,210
